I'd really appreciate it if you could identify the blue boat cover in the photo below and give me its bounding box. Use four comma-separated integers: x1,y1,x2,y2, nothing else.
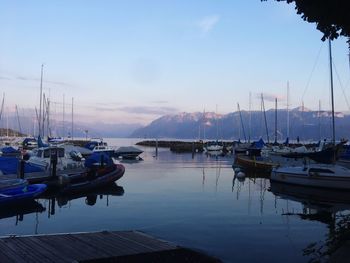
84,141,99,151
1,147,20,154
0,157,44,175
252,138,265,149
37,136,49,148
84,152,114,168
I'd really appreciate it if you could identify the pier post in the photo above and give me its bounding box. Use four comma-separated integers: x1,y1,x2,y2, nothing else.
192,142,195,159
155,139,158,157
17,159,25,179
50,148,58,178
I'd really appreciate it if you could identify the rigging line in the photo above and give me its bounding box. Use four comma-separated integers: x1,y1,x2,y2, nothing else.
333,60,350,111
301,42,325,103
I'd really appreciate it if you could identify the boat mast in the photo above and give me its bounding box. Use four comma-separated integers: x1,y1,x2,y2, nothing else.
39,64,44,137
249,92,252,142
328,39,335,145
62,94,65,139
318,100,321,141
71,97,74,140
261,93,269,143
286,82,290,139
274,97,277,144
237,103,247,142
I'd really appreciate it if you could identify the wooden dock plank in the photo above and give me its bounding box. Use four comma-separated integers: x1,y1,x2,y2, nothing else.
90,231,152,255
71,232,139,257
0,238,32,263
26,236,68,262
111,231,176,251
0,231,213,263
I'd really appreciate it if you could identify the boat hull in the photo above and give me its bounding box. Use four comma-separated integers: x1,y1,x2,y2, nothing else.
271,167,350,190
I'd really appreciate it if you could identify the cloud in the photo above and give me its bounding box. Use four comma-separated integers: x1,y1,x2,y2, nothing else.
117,106,179,115
0,76,11,80
256,93,286,102
15,75,71,87
197,15,220,35
151,100,168,104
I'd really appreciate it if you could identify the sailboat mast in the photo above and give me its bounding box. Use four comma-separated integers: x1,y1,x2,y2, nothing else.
328,39,335,145
286,82,290,139
71,97,74,140
261,93,269,143
39,64,44,137
274,98,277,144
318,100,321,140
237,103,247,142
249,92,252,142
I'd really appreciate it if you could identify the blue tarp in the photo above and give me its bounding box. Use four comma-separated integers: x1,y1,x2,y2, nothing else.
84,152,113,168
0,157,44,175
1,147,20,155
84,141,99,151
252,138,265,149
37,136,49,148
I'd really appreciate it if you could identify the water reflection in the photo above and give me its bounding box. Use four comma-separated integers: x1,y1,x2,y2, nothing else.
270,182,350,262
42,183,125,216
0,201,45,222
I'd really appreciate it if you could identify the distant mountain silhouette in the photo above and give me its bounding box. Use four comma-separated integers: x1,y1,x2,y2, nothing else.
130,108,350,141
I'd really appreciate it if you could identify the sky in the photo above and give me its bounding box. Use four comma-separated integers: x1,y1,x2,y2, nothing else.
1,0,350,126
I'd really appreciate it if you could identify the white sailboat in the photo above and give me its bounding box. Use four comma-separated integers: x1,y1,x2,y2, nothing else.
271,39,350,190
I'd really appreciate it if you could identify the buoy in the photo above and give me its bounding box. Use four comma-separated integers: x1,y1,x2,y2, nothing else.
234,167,241,173
236,171,245,179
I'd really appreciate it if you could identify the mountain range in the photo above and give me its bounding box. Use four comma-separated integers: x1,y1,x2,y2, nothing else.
130,108,350,141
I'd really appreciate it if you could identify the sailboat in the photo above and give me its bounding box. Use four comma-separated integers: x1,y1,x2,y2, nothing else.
204,107,223,154
271,39,350,190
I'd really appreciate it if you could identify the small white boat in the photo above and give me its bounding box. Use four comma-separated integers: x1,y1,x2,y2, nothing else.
271,164,350,190
205,141,223,152
92,142,115,156
114,146,143,159
27,146,85,172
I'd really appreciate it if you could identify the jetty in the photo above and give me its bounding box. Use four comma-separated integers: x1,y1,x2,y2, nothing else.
0,230,220,262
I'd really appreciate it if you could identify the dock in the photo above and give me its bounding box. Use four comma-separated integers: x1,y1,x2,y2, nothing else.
0,230,220,262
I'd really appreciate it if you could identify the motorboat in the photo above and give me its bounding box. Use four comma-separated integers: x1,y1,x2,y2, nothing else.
27,146,85,172
271,164,350,190
204,140,223,152
0,182,47,205
114,146,143,159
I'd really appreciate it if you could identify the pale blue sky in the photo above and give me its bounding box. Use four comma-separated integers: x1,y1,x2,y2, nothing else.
1,0,349,125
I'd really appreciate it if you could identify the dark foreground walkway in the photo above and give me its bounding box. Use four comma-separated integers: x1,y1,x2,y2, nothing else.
0,231,220,263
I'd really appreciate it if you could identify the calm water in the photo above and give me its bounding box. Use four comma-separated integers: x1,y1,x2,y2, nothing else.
0,138,349,263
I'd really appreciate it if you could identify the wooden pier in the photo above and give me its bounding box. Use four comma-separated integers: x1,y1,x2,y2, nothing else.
0,230,220,262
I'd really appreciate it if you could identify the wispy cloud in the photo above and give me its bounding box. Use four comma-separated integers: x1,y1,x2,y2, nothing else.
256,93,285,102
117,106,179,115
196,15,220,35
0,76,11,80
151,100,168,104
14,75,71,87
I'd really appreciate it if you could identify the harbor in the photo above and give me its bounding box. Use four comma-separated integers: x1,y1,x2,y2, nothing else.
0,138,349,262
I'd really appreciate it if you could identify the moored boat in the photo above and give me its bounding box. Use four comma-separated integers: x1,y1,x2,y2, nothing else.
234,154,277,173
0,183,47,205
114,146,143,159
271,164,350,190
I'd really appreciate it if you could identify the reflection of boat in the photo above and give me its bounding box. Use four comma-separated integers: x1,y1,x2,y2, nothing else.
114,146,143,159
0,179,28,191
271,164,350,190
0,200,45,219
270,181,350,212
0,183,47,205
42,183,124,208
